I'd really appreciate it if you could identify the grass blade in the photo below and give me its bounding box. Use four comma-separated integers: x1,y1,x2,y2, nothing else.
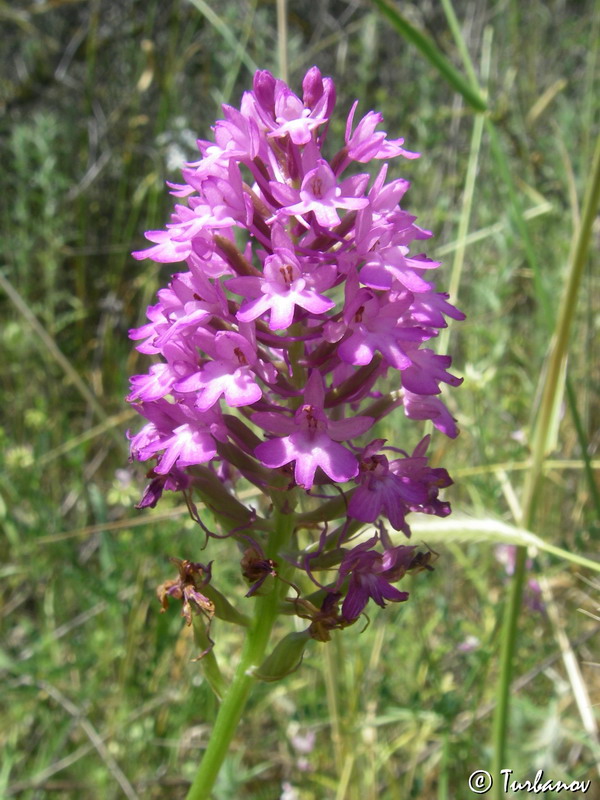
406,517,600,575
371,0,487,112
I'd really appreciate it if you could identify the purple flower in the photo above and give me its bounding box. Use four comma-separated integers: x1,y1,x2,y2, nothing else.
271,159,369,228
227,239,335,331
127,66,463,632
337,536,413,621
345,101,420,163
136,466,191,509
173,331,263,410
326,271,426,371
348,436,452,534
128,400,227,474
253,371,373,489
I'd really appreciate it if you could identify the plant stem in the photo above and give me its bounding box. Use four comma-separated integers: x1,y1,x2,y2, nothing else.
185,507,295,800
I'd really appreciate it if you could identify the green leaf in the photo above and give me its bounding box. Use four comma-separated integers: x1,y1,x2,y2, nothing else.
403,516,600,574
371,0,487,112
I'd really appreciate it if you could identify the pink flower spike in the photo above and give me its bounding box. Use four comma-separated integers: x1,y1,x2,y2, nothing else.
126,67,464,629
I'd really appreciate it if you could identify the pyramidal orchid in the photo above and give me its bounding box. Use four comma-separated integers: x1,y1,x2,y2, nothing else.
127,66,463,798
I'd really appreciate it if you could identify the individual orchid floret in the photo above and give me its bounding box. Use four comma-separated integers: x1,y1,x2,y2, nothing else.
174,330,264,411
157,558,214,624
241,542,278,596
302,65,336,119
399,347,463,395
360,246,439,293
326,271,427,371
337,536,413,621
269,86,325,145
248,67,335,147
348,436,453,535
271,160,369,229
253,371,373,489
136,466,191,509
348,440,423,533
129,400,227,475
228,246,335,331
344,101,420,164
402,390,459,438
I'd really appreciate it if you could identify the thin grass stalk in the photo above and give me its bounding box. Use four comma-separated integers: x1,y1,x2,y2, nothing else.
323,637,344,776
437,28,490,356
523,131,600,513
438,0,551,328
439,0,479,87
453,458,600,478
433,202,552,258
477,141,598,513
216,2,258,104
492,132,600,796
537,573,600,775
435,3,600,784
484,119,552,326
438,733,450,800
418,6,533,781
580,9,600,170
410,517,600,574
187,0,259,74
490,546,527,796
374,0,597,786
335,753,356,800
497,441,600,778
277,0,288,83
565,378,600,521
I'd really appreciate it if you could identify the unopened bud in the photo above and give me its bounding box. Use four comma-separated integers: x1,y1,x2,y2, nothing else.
253,70,276,112
302,66,323,108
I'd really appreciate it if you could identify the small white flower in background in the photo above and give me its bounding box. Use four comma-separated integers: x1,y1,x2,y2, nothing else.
280,781,300,800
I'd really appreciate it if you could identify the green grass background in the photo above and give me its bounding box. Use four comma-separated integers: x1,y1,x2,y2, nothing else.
1,0,598,798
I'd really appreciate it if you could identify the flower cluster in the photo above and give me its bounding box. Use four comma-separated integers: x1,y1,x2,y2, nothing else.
128,67,463,634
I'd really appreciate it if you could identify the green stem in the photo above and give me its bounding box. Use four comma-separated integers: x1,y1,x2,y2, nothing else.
491,546,527,789
184,507,295,800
